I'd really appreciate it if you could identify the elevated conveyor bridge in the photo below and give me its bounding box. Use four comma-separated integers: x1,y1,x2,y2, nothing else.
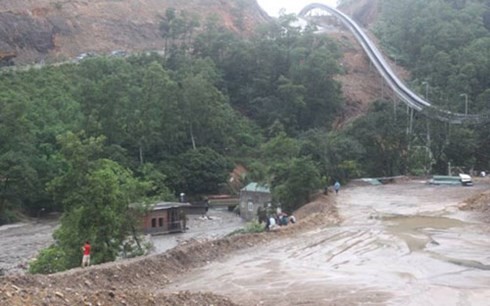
299,3,490,125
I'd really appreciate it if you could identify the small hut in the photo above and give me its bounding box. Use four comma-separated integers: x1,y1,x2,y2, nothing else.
139,202,191,235
239,183,271,221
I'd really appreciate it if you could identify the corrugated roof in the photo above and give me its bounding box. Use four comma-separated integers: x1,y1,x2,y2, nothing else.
241,182,270,193
151,202,191,211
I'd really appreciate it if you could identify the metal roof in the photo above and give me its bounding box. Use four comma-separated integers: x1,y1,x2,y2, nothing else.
241,182,270,193
150,202,191,211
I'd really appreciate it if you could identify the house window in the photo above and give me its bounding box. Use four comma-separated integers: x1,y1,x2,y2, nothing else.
158,218,163,227
151,218,157,228
248,201,253,212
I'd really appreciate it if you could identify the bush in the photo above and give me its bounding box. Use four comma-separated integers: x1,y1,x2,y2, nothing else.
29,245,68,274
244,220,265,233
0,209,18,225
226,220,265,237
119,236,153,259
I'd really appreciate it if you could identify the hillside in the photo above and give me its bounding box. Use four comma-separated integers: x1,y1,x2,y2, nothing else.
0,0,269,64
330,0,410,126
0,0,393,124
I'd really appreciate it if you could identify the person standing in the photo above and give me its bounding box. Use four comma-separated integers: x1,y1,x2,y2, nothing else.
334,181,341,194
179,209,187,232
81,241,91,267
203,197,209,218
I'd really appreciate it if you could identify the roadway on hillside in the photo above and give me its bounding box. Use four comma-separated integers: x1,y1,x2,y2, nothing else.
164,180,490,305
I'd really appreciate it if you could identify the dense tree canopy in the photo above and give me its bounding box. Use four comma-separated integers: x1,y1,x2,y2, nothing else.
373,0,490,173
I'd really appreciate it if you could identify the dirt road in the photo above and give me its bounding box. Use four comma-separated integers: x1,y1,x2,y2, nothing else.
164,180,490,305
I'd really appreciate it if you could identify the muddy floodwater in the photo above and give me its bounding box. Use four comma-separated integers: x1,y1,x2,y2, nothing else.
165,181,490,305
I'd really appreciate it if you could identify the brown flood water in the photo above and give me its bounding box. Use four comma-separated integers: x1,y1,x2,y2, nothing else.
165,181,490,305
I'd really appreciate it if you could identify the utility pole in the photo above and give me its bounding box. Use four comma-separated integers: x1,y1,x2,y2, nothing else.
422,81,431,174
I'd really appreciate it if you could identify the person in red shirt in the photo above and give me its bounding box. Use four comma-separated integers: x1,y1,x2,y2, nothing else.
81,241,91,267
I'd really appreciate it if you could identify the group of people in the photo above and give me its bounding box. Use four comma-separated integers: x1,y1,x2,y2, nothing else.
324,180,342,195
265,212,296,231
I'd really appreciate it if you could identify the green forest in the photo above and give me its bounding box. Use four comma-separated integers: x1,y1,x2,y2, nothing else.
1,1,489,272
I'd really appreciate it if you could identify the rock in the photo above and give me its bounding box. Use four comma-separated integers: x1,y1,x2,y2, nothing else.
11,285,20,291
429,240,440,246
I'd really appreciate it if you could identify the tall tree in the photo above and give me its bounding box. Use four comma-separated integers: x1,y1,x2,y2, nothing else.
31,132,150,273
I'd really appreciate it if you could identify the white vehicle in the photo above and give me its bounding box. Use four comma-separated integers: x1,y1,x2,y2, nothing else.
76,52,97,61
110,50,127,57
459,174,473,186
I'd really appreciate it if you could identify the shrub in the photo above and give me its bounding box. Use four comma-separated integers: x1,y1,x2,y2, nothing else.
29,245,68,274
244,220,265,233
0,209,18,225
226,220,265,237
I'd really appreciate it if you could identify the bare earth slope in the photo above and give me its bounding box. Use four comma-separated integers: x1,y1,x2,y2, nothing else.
0,0,269,64
332,0,411,126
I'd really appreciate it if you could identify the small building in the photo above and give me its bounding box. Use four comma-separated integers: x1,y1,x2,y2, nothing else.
239,183,271,221
139,202,191,235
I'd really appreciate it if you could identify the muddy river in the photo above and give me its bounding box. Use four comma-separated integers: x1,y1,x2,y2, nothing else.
165,181,490,305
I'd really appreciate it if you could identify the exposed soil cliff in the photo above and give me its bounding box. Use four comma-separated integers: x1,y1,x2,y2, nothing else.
333,0,411,126
0,0,270,64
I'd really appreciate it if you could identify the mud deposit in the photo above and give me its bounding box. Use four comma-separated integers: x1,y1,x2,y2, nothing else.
1,180,489,305
165,181,490,305
0,219,57,275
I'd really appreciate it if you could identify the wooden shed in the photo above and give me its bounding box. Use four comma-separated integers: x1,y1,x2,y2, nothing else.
140,202,191,235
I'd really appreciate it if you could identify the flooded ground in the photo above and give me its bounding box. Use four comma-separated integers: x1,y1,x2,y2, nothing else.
0,208,244,275
165,180,490,305
151,208,245,253
0,218,57,275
